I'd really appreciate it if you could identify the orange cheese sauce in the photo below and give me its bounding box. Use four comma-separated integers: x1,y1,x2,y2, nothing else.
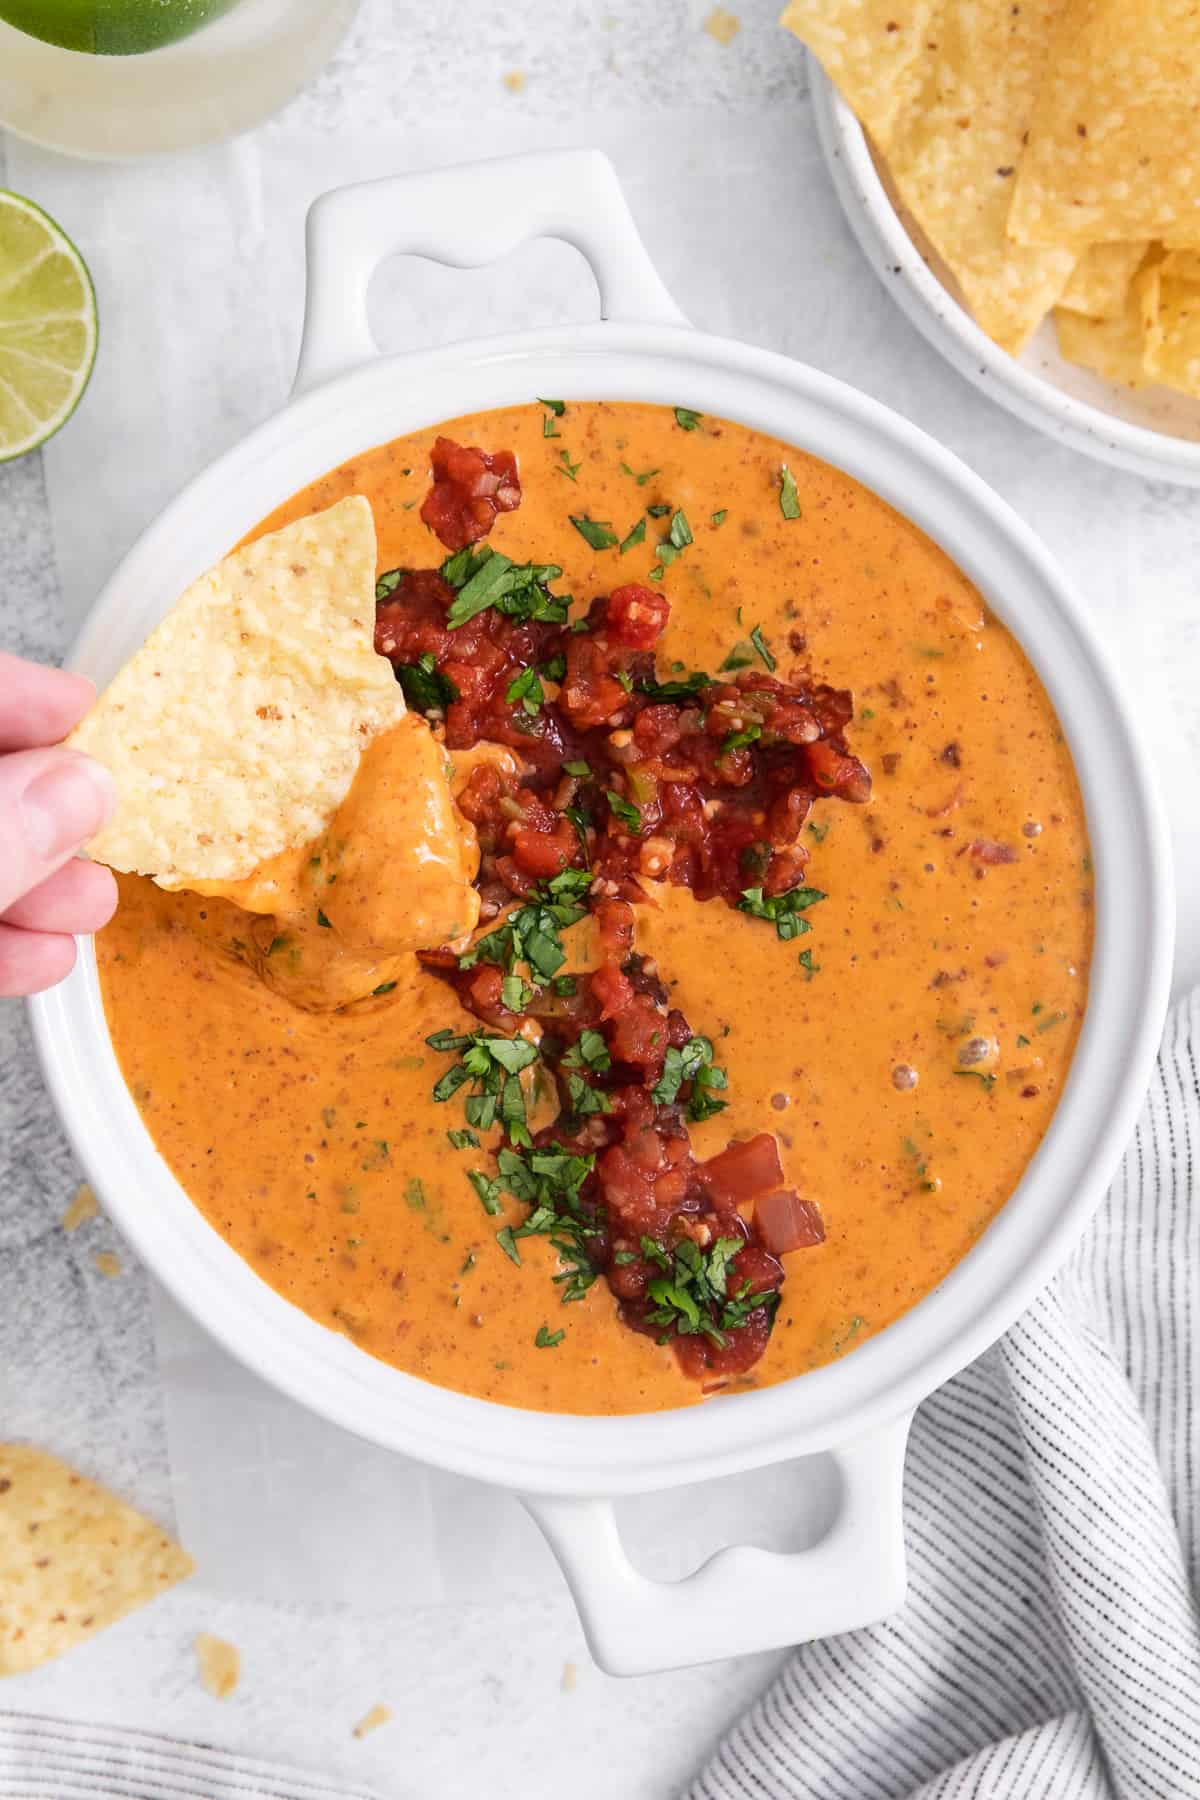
98,402,1092,1414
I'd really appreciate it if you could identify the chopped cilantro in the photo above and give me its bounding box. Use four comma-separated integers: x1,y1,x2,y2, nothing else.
620,517,647,554
468,1169,503,1214
564,758,592,777
620,461,661,485
721,723,762,756
448,1128,480,1149
955,1070,997,1090
798,949,820,980
396,652,459,713
667,509,693,550
711,509,727,527
646,502,671,519
557,449,582,481
570,515,619,551
316,909,332,930
652,1036,727,1122
738,885,826,941
553,974,578,997
535,1325,565,1348
538,397,566,415
749,624,776,671
637,671,713,701
1035,1010,1068,1034
719,640,755,672
494,1142,601,1302
375,567,407,600
505,665,545,716
562,1028,611,1073
501,974,534,1012
441,546,568,630
1016,1033,1031,1048
459,868,592,985
640,1233,775,1348
429,1029,540,1146
606,790,642,834
674,407,702,431
372,980,397,995
779,465,801,520
614,669,634,693
496,1225,522,1265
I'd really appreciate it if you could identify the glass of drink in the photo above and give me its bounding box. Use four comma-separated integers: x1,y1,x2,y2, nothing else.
0,0,359,158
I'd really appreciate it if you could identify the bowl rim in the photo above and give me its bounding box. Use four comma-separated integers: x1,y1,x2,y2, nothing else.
809,63,1200,487
30,317,1175,1497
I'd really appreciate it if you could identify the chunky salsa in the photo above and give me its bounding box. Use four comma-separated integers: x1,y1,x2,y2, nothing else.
98,400,1093,1414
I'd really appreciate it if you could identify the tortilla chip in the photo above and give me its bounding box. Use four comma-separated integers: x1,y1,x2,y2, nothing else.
1009,0,1200,250
1161,249,1200,283
69,497,404,889
1059,242,1152,320
780,0,942,145
1054,268,1155,388
1143,273,1200,396
0,1445,193,1675
195,1631,240,1699
352,1702,392,1738
61,1181,98,1233
878,0,1076,352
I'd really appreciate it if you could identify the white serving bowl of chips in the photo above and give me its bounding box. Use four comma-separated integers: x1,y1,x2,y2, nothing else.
810,65,1200,486
30,150,1174,1676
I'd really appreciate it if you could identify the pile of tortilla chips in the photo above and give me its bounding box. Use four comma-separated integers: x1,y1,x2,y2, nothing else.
782,0,1200,396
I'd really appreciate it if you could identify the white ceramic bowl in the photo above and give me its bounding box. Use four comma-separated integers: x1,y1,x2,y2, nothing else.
810,62,1200,486
30,150,1174,1675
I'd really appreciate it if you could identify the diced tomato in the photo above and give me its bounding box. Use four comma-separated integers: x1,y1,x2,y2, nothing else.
806,739,872,802
700,1133,784,1205
968,839,1019,865
419,436,522,551
755,1189,825,1255
606,584,670,649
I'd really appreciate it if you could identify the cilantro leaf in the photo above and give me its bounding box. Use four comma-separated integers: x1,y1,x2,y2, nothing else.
505,665,545,716
674,407,702,430
779,465,801,520
606,790,642,834
375,567,407,600
570,516,619,551
620,517,647,554
396,653,459,713
749,625,776,672
535,1325,565,1348
738,885,826,941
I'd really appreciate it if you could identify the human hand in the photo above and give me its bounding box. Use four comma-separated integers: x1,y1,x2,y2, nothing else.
0,651,117,997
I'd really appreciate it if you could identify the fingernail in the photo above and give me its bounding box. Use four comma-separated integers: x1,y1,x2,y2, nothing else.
22,757,116,862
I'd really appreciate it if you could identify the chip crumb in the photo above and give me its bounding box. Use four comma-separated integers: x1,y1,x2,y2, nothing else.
353,1702,392,1739
703,6,740,45
502,69,526,93
92,1252,122,1278
561,1659,578,1693
62,1183,98,1233
195,1632,240,1699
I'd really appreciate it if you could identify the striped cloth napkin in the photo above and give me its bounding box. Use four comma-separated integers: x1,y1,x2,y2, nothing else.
691,989,1200,1800
0,1713,378,1800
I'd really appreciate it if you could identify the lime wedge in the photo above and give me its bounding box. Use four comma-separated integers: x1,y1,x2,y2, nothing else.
0,191,97,462
0,0,239,53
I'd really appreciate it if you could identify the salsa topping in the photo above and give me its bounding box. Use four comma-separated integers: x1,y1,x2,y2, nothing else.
382,434,873,1385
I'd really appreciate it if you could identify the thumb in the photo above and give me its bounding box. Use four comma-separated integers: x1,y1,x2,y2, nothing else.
0,747,116,915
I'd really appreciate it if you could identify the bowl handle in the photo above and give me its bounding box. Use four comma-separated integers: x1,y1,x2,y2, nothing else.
294,149,689,395
521,1411,911,1675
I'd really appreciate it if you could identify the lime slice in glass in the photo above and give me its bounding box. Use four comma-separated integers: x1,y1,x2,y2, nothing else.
0,192,97,462
0,0,240,53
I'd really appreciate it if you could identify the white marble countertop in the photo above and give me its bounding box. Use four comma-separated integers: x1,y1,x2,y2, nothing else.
2,3,1199,1795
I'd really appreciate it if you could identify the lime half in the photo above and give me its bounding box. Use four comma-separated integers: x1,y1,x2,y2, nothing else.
0,191,97,462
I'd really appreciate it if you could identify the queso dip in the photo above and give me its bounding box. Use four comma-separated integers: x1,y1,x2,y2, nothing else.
98,401,1091,1414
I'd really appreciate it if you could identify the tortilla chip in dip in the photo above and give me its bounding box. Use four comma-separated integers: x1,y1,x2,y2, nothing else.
1009,0,1200,251
0,1445,193,1675
69,496,404,889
